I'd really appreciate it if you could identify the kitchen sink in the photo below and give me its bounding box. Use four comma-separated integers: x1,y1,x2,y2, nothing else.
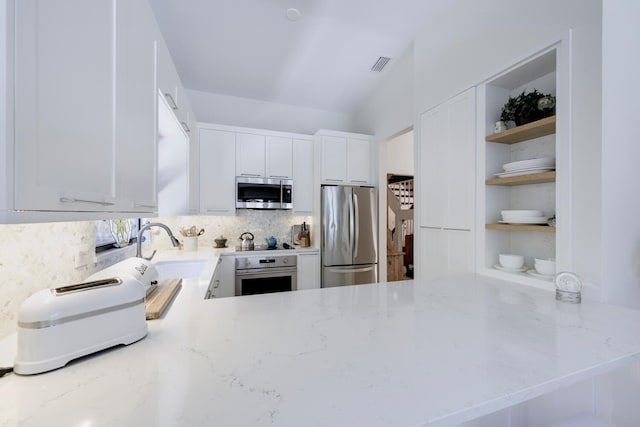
154,259,207,281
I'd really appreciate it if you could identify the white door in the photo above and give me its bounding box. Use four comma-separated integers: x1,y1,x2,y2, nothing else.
14,0,118,211
347,138,371,184
236,133,265,177
321,136,347,183
266,136,293,179
199,129,236,215
293,139,314,214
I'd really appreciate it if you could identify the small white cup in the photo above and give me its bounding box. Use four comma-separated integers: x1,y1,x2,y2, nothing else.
183,236,198,252
534,258,556,276
499,254,524,269
494,121,507,132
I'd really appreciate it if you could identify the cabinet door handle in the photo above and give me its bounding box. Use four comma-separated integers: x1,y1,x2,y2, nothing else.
181,122,190,132
164,93,178,110
213,279,220,289
239,173,261,177
134,203,157,209
350,180,368,184
269,175,288,178
60,197,115,206
206,208,230,213
325,179,343,183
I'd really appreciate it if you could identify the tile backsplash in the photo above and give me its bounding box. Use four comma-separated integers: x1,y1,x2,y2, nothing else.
0,210,313,339
151,210,313,250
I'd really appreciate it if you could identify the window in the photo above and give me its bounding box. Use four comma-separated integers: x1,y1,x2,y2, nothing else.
95,219,141,252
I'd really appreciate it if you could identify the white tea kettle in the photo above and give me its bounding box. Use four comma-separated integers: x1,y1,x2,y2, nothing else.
239,232,255,251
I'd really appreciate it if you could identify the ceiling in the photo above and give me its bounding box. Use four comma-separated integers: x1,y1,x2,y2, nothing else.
149,0,447,113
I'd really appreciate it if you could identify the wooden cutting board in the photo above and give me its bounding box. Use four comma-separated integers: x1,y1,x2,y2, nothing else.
145,279,182,320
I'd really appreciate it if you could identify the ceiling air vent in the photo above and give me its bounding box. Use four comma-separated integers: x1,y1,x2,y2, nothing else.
370,56,391,72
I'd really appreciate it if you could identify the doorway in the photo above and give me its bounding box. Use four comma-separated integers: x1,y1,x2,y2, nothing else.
383,130,414,281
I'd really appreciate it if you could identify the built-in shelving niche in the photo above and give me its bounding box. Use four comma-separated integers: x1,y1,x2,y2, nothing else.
480,49,559,289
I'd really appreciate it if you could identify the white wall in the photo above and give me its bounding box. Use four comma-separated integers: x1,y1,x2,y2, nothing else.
186,89,354,135
351,46,414,140
411,0,603,297
601,0,640,309
385,130,414,176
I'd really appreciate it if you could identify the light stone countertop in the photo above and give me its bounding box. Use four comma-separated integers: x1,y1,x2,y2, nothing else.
1,262,640,427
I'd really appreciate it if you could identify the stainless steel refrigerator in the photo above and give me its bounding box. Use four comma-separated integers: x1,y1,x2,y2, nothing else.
321,185,378,287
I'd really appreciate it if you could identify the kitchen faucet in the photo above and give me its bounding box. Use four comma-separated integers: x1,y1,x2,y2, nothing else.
136,222,180,260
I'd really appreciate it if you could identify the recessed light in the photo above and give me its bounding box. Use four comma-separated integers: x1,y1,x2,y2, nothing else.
286,8,301,22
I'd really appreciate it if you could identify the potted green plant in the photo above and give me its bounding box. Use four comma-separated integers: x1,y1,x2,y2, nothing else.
500,89,555,127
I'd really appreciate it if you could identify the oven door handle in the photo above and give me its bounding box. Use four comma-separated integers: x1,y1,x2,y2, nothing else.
236,267,297,276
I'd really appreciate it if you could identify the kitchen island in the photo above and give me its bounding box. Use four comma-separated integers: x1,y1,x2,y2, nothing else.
1,255,640,426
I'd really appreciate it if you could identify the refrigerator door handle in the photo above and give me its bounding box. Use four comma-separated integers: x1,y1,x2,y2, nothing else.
327,266,375,274
353,192,360,259
349,190,355,260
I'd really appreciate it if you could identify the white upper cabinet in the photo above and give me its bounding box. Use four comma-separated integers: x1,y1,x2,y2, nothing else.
317,131,373,185
266,136,293,179
115,0,158,212
346,138,372,184
236,133,266,177
199,128,236,215
320,136,348,183
10,0,159,219
14,0,119,212
292,138,314,214
418,88,476,230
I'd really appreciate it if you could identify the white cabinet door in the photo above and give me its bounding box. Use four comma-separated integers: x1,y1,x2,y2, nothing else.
347,138,371,184
14,0,118,211
115,0,157,213
444,89,475,230
321,136,347,183
188,123,199,215
236,133,265,177
266,136,293,179
446,229,473,275
209,255,235,298
293,139,314,214
419,106,447,228
297,252,320,290
417,227,473,279
199,129,236,215
418,227,447,279
418,88,475,230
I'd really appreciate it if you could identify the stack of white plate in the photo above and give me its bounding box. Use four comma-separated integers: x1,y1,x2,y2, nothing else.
494,157,555,178
500,209,550,224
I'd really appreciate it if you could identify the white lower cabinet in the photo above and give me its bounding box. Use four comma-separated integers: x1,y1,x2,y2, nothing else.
297,251,320,290
206,255,235,298
199,128,236,215
418,227,473,279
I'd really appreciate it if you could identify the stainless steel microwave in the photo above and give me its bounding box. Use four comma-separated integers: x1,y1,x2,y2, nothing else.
236,177,293,209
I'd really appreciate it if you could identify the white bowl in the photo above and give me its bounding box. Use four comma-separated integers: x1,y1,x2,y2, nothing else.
499,254,524,269
501,210,543,217
534,258,556,276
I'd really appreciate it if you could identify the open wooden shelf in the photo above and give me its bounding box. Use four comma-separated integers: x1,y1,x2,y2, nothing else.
486,223,556,233
486,171,556,186
485,116,556,144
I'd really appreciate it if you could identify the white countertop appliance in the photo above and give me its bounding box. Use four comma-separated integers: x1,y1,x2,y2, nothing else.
13,276,147,375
